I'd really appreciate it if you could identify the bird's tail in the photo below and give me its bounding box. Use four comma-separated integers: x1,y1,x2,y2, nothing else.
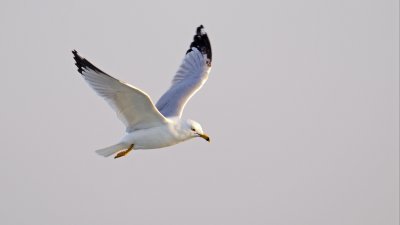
95,143,127,157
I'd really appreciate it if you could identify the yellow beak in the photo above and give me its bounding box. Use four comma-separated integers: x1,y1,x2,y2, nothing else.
199,133,210,142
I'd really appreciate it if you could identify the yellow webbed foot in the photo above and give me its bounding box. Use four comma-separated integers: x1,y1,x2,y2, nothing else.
114,144,134,159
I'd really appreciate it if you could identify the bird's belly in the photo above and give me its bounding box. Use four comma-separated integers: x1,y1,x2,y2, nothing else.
121,127,179,150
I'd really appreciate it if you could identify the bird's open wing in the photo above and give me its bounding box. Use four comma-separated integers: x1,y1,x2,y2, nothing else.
156,25,212,118
72,50,168,132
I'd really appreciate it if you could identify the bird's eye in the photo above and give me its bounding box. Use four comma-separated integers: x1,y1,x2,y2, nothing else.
191,128,195,131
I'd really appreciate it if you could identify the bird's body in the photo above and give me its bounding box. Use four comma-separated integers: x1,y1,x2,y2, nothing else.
72,25,212,158
121,123,180,150
120,119,186,150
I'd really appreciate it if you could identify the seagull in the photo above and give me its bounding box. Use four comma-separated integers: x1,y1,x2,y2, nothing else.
72,25,212,158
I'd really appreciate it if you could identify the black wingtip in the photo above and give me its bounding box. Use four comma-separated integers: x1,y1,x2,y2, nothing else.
72,50,84,74
72,50,106,75
186,25,212,66
196,25,204,34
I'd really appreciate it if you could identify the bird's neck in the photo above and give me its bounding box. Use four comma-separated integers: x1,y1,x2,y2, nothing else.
170,119,192,142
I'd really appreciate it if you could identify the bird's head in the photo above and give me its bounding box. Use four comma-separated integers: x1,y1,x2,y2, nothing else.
183,119,210,142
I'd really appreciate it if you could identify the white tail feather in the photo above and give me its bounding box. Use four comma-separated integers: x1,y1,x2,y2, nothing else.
95,143,127,157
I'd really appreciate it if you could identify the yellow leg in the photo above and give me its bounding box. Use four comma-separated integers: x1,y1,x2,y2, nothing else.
114,144,134,159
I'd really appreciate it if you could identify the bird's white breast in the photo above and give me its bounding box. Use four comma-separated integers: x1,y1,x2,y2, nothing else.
119,124,187,150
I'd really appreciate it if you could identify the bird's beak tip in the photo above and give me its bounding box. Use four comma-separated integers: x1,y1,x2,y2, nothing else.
199,134,210,142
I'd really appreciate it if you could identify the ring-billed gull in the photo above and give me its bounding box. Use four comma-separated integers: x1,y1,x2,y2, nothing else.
72,25,212,158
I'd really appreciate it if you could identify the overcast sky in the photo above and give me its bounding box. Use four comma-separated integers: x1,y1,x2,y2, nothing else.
0,0,398,225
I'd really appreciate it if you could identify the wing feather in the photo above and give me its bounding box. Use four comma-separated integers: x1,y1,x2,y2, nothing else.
72,50,168,132
156,25,212,118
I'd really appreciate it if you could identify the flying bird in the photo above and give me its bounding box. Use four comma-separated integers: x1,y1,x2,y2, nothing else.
72,25,212,158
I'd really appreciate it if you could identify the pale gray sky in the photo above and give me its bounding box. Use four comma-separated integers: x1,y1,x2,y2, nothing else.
0,0,398,225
